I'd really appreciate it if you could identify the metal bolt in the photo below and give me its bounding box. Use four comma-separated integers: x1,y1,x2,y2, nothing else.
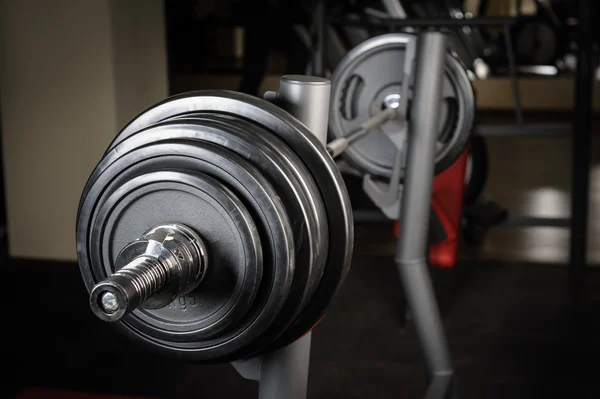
383,93,401,109
100,291,120,313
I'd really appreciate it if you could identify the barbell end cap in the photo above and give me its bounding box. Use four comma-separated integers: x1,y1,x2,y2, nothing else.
89,282,130,323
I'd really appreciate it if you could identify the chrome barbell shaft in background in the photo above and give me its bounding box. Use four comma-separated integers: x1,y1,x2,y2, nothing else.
327,107,398,158
248,75,332,399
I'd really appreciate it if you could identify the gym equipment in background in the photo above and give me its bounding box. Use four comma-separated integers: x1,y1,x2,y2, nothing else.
392,32,455,398
329,33,475,180
478,0,567,72
380,0,490,78
394,145,471,268
326,32,477,269
327,33,474,260
326,30,458,399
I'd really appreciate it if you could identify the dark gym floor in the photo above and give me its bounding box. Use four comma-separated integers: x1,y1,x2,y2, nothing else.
4,236,600,399
5,108,600,398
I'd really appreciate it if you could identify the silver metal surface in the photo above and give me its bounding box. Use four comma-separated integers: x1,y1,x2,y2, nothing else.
473,58,490,79
232,333,312,399
395,33,454,394
326,107,398,158
277,75,331,145
517,65,558,76
381,0,408,18
384,35,416,153
257,333,312,399
359,35,415,219
383,93,401,109
424,374,453,399
362,151,404,219
100,292,119,313
89,223,207,322
244,74,334,399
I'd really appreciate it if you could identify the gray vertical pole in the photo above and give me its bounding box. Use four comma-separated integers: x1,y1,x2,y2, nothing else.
257,333,313,399
395,32,453,386
278,75,331,144
256,74,331,399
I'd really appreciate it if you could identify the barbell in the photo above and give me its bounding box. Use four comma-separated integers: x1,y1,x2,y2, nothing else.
76,80,354,363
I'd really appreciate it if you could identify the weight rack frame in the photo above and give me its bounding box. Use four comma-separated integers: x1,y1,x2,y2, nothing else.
393,32,455,399
231,75,330,399
240,33,451,399
312,0,594,303
308,0,595,397
233,31,455,399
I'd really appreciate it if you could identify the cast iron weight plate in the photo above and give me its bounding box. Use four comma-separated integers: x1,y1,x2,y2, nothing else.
329,33,475,178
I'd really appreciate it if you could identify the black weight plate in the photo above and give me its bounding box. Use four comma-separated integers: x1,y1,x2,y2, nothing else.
107,91,354,349
85,115,327,320
93,171,262,340
168,114,329,313
191,114,331,357
329,33,475,178
96,115,329,358
78,140,295,362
